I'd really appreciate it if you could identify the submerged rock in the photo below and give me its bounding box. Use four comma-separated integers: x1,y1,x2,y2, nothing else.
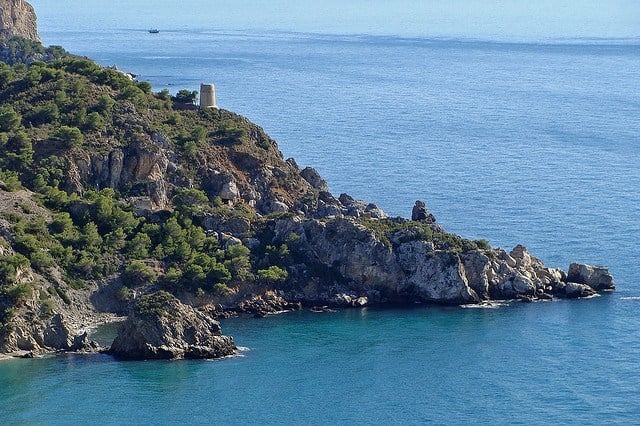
109,291,235,360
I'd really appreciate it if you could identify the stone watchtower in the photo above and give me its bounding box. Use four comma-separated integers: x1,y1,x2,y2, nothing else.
199,83,217,108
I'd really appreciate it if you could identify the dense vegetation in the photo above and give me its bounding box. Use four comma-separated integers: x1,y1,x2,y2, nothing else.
0,36,68,66
0,39,491,331
0,50,290,327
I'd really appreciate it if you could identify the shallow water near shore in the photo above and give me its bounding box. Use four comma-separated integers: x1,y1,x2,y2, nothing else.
3,0,640,423
2,298,640,423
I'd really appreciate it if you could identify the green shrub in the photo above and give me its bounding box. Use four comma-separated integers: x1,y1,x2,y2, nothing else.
134,291,176,317
474,239,492,251
93,94,115,113
0,63,15,86
219,120,247,145
0,106,21,132
84,111,104,131
257,266,288,283
165,112,181,125
137,81,152,94
52,125,83,147
29,250,54,271
172,188,210,214
5,283,33,303
226,244,250,259
25,103,59,126
212,282,233,297
0,169,22,191
4,130,34,169
78,222,102,251
172,89,197,104
116,285,132,302
121,221,151,250
123,261,157,286
14,234,40,257
50,212,74,235
0,254,30,283
157,89,171,101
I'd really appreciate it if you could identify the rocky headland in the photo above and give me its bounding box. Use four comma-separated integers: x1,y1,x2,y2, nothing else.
0,1,614,360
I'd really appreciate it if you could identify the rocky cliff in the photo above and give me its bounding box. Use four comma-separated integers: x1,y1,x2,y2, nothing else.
257,212,613,307
0,0,39,41
109,291,235,360
0,7,615,359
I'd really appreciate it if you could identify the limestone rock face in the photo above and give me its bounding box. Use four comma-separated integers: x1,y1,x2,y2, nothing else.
567,263,615,291
0,311,96,354
461,251,491,299
267,215,606,305
400,250,479,304
109,291,236,360
0,0,39,42
302,217,404,292
66,140,170,208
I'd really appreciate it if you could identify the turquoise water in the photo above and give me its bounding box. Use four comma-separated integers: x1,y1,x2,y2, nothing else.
3,1,640,423
2,301,640,424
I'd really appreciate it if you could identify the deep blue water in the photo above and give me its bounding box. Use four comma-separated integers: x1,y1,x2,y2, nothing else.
2,1,640,423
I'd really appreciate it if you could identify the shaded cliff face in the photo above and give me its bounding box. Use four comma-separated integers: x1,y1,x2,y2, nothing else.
0,0,39,42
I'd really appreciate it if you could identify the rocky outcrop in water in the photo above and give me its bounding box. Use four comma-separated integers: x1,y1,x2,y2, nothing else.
0,0,39,41
265,214,614,306
109,291,236,360
236,290,302,317
566,263,615,291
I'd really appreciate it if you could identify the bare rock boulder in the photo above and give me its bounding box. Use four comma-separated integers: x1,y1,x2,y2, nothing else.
411,200,436,223
109,291,236,360
300,167,329,191
567,263,615,291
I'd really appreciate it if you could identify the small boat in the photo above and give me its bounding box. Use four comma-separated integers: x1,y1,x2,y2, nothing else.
148,28,159,34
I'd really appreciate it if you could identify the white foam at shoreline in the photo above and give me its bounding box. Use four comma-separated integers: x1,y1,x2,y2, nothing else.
460,301,509,309
580,293,602,299
206,347,250,361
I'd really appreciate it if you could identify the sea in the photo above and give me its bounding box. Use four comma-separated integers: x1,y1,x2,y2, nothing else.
2,0,640,423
